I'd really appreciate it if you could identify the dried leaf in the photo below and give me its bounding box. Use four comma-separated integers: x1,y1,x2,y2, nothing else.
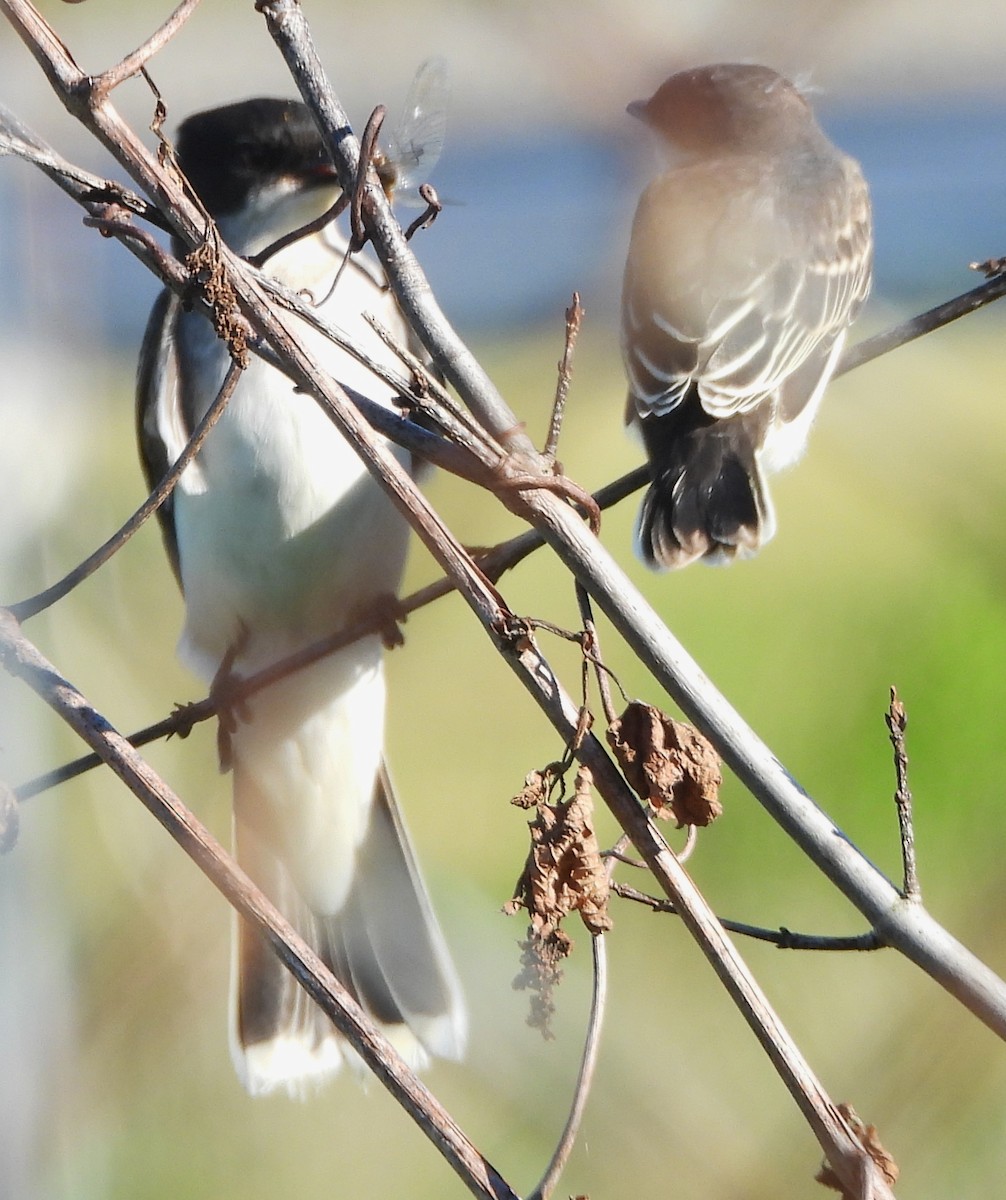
816,1103,899,1196
186,242,249,367
607,701,722,827
512,765,612,937
511,924,570,1040
508,765,612,1035
511,766,557,810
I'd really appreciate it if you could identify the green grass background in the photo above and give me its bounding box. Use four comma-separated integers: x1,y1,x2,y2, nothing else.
5,308,1006,1199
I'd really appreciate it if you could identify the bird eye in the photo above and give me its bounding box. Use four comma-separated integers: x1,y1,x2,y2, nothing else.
233,138,264,169
233,135,286,178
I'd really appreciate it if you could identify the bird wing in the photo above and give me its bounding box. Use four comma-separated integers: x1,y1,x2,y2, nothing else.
135,287,206,586
622,154,871,423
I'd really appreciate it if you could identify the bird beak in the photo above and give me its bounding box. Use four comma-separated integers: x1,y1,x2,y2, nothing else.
306,161,339,183
626,99,647,122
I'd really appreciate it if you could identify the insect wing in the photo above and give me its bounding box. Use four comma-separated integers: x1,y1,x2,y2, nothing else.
386,56,450,205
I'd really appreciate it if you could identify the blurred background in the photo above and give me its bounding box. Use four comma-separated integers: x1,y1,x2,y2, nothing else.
2,2,1006,1197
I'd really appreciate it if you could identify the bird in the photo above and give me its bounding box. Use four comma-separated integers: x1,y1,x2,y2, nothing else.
136,97,466,1097
621,63,873,569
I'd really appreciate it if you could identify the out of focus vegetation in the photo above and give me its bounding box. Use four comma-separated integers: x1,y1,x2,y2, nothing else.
3,307,1006,1198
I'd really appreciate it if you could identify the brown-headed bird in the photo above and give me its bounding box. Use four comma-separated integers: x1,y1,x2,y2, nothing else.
621,64,872,569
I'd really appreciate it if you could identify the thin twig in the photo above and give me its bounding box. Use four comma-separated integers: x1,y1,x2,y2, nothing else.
543,292,583,460
361,310,506,462
8,359,243,622
675,824,698,864
13,518,561,802
528,932,607,1200
404,183,442,241
0,113,181,250
611,883,884,951
82,202,178,266
837,271,1006,377
249,190,349,268
574,583,618,725
351,104,386,250
495,467,602,534
526,830,628,1198
88,0,202,99
14,700,212,801
886,687,921,902
0,116,170,229
603,848,647,868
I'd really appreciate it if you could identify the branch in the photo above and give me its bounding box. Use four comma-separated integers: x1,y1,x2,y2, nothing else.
0,108,182,269
9,359,243,621
0,609,519,1200
611,882,884,951
88,0,202,99
543,292,584,461
886,688,921,903
528,934,607,1200
837,270,1006,377
13,504,589,803
257,0,531,453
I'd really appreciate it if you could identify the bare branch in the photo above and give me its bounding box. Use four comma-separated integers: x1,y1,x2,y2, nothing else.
886,687,921,902
8,0,1005,1054
0,609,519,1200
528,933,607,1200
9,359,243,621
611,883,884,951
257,0,530,451
543,293,584,461
12,513,566,803
837,271,1006,378
574,583,619,726
403,182,442,241
350,102,386,251
249,190,349,269
89,0,202,99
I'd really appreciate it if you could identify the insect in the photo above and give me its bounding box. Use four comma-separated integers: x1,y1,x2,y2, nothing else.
373,56,450,207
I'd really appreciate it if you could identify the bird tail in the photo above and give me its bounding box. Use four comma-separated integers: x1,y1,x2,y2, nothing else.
226,649,466,1098
635,421,776,570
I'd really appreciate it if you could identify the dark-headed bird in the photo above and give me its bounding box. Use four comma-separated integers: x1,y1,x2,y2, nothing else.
137,98,465,1096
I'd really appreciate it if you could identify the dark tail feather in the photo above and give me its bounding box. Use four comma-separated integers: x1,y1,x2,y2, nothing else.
636,423,775,570
232,767,465,1096
320,764,466,1059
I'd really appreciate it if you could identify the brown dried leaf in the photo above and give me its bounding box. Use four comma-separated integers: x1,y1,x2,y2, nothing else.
511,765,557,810
508,765,612,1035
511,924,571,1039
816,1103,900,1196
607,701,723,827
186,242,249,367
514,765,612,937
